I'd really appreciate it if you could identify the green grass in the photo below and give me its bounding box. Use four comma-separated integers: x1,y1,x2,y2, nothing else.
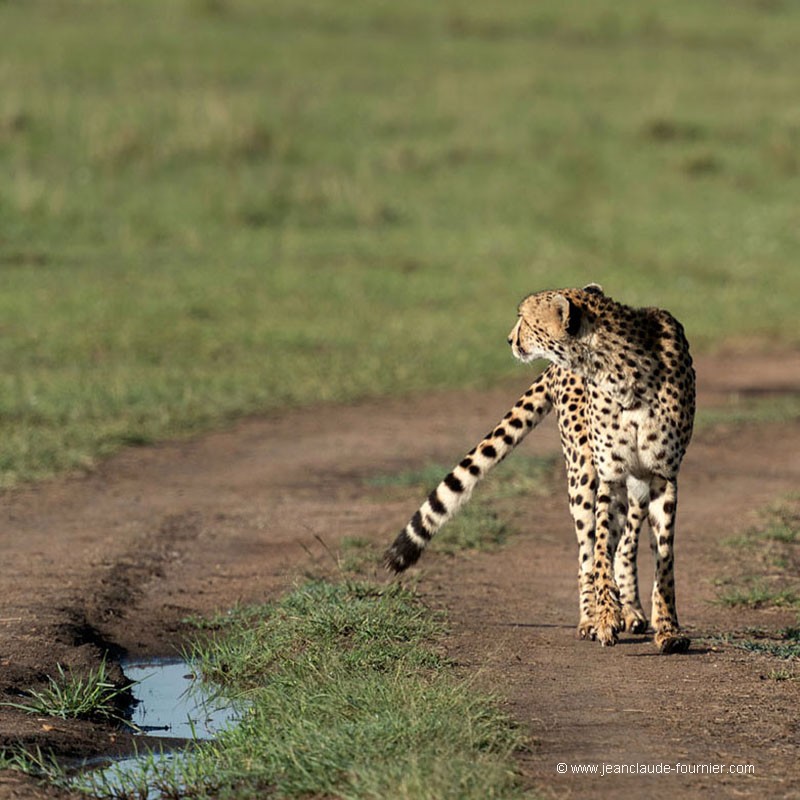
759,500,800,544
369,455,558,498
766,668,799,681
722,497,800,550
192,580,448,686
697,394,800,428
717,584,800,610
2,0,800,485
369,463,463,490
71,580,528,800
716,497,800,611
736,627,800,660
336,535,377,574
0,747,65,783
702,627,800,679
436,505,510,556
2,659,131,723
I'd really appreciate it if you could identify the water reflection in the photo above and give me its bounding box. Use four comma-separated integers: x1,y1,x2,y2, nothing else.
122,658,240,740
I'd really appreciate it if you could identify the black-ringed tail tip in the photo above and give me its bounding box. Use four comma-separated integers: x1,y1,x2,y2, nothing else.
384,527,425,573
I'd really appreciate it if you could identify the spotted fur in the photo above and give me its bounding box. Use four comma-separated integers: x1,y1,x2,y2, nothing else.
384,284,695,653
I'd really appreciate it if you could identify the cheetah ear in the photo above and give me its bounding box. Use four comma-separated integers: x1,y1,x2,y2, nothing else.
553,294,583,337
582,283,604,296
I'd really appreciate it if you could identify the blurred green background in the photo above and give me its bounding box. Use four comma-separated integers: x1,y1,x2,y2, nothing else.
1,0,799,485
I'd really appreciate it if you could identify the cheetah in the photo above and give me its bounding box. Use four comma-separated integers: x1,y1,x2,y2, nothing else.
384,284,695,654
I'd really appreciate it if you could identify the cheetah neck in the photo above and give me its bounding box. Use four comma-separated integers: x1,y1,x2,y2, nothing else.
565,330,641,409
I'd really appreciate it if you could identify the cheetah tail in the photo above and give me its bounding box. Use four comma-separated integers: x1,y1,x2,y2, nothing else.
384,368,554,572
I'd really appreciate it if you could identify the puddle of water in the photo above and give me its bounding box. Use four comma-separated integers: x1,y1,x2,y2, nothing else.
77,657,245,797
122,658,240,740
82,750,180,800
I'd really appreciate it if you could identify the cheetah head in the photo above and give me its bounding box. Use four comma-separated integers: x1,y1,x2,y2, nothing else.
507,284,603,367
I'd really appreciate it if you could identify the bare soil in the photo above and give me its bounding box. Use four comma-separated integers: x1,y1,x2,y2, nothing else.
1,352,800,799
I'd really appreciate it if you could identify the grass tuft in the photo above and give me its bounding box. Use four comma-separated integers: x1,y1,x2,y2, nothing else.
192,580,448,687
2,659,131,722
0,746,65,782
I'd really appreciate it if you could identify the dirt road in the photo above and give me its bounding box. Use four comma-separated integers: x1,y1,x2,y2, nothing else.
1,352,799,799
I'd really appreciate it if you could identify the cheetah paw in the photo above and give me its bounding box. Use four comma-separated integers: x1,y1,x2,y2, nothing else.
622,604,648,634
656,630,690,654
594,609,622,647
577,620,596,640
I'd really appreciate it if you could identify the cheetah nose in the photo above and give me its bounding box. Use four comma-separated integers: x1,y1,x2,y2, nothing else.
507,334,513,345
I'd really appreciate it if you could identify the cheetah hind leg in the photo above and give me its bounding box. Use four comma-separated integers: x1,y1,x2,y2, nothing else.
649,478,690,654
616,478,649,635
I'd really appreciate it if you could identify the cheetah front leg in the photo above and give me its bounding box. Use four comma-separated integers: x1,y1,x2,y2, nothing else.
648,477,690,654
592,480,623,646
575,522,597,641
566,466,598,641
